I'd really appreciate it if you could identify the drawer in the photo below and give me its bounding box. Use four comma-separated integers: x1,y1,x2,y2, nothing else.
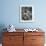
3,43,23,46
3,36,23,44
3,32,23,36
31,44,44,46
24,32,44,36
3,44,15,46
32,36,45,44
24,35,44,45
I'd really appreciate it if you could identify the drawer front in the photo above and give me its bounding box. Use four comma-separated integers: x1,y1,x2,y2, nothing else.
32,44,44,46
3,32,23,36
3,36,23,44
32,36,45,44
24,32,44,36
3,43,23,46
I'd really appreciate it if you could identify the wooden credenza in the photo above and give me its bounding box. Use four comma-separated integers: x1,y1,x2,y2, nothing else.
2,30,45,46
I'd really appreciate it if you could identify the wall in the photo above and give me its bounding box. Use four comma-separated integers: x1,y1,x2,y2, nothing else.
0,0,46,29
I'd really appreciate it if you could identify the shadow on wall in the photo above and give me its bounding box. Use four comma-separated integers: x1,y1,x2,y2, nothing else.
0,24,7,43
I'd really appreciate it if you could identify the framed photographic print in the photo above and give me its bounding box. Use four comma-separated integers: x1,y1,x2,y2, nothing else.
20,5,35,22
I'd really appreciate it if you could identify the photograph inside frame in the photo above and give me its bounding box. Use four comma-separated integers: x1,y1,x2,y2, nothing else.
21,7,32,20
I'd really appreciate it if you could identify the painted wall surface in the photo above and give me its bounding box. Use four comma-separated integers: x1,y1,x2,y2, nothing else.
0,0,46,29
